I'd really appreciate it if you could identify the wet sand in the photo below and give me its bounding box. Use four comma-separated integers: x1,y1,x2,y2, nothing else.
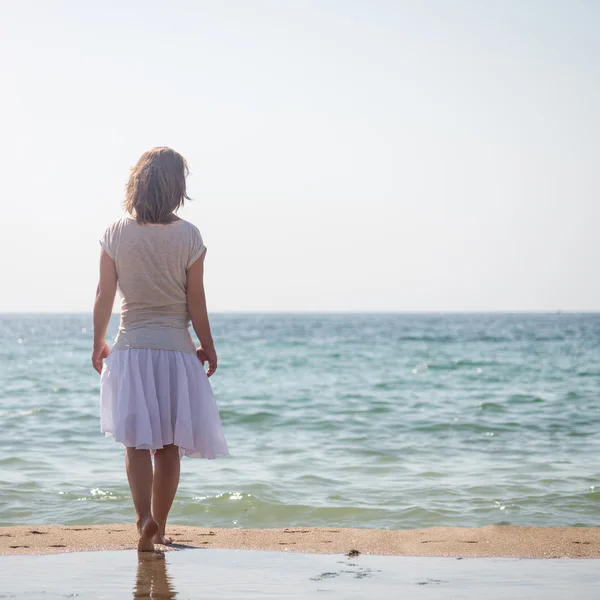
1,525,599,557
4,549,600,599
3,549,600,599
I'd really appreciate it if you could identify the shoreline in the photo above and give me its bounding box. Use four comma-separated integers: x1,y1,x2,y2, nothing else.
1,525,599,558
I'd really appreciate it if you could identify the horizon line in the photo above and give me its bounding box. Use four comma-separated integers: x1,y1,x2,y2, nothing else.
1,310,599,316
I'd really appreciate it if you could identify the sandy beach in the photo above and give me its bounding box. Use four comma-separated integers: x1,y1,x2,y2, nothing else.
1,525,598,558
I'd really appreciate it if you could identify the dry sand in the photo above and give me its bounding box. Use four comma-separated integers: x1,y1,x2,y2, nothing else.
1,525,599,558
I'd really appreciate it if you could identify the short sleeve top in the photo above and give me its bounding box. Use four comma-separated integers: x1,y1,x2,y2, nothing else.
100,216,206,353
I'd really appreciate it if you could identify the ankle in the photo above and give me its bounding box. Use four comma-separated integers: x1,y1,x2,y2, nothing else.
136,516,153,530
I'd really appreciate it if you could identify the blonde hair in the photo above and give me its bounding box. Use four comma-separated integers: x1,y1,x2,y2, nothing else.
124,147,190,224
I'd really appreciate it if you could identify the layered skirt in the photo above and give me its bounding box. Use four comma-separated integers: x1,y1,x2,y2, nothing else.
100,349,229,459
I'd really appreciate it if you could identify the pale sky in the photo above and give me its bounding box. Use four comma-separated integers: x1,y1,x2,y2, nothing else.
1,0,598,312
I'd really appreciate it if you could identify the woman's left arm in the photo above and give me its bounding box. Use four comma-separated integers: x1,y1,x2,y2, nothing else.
92,249,117,374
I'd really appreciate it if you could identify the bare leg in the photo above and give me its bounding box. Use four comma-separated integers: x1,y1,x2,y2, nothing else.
152,444,181,545
126,447,159,552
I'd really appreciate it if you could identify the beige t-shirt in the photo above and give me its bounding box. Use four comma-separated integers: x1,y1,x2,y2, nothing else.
100,216,206,354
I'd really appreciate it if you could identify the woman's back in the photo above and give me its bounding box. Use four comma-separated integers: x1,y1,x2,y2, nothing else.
101,216,205,353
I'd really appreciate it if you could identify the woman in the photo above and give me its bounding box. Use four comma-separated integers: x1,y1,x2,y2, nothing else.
92,147,228,553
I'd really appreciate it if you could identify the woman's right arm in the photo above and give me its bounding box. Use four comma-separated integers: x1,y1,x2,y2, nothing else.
187,251,217,376
92,248,117,374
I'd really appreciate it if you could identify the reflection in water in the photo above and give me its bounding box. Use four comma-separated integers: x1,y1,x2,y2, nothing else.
133,554,177,599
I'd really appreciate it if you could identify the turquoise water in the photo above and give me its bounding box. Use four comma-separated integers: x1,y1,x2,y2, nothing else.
1,313,599,529
1,550,599,599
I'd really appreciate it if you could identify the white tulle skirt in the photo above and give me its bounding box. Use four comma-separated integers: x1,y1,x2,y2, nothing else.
100,349,229,459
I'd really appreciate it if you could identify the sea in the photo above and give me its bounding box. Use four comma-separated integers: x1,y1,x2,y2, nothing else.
1,313,599,530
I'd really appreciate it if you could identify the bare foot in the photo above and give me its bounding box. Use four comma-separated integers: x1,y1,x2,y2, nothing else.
137,517,159,553
153,533,173,546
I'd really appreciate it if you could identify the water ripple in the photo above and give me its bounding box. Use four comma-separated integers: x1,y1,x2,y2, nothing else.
1,313,599,529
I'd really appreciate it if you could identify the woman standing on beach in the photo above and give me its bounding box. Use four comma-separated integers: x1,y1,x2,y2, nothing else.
92,147,228,552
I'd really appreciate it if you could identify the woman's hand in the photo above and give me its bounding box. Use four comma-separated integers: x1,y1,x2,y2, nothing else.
197,345,218,377
92,342,111,374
